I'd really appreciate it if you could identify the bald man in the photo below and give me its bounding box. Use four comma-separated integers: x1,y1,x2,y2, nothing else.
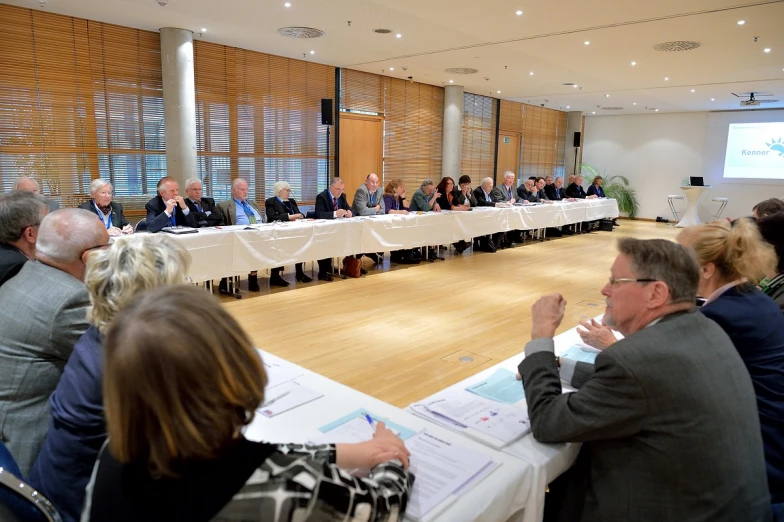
13,176,60,212
0,208,109,475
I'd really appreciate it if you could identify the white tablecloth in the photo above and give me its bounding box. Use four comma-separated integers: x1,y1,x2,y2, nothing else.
406,326,593,522
157,199,619,281
243,351,537,522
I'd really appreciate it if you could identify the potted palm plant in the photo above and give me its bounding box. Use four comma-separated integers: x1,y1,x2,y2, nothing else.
580,164,640,219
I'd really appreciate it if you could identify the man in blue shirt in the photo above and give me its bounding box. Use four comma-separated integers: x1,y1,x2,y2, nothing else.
216,179,264,292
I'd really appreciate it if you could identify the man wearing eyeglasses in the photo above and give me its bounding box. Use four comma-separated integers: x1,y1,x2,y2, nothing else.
216,178,264,293
517,238,771,521
0,208,109,476
0,190,48,288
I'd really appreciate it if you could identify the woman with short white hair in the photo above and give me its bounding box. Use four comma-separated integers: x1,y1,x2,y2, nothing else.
78,179,133,236
264,180,312,285
28,234,190,521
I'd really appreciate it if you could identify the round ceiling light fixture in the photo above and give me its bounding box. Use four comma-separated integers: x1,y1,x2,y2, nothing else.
652,41,701,52
444,67,479,74
277,27,325,39
373,28,392,34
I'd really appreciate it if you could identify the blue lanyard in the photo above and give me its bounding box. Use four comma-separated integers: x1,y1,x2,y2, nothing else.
92,202,112,229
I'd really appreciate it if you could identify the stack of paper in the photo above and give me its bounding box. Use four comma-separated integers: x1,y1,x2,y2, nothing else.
262,357,304,390
404,431,499,521
466,368,525,404
560,344,600,364
408,390,530,447
258,381,323,418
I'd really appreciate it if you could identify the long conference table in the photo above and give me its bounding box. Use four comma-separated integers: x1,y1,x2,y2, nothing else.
158,199,619,282
244,324,591,522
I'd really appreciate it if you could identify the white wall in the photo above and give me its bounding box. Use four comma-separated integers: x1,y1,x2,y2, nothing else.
583,110,784,221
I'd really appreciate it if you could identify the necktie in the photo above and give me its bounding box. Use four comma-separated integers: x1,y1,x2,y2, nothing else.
195,201,202,212
170,212,176,227
333,197,338,210
241,201,257,224
370,193,375,205
556,188,560,198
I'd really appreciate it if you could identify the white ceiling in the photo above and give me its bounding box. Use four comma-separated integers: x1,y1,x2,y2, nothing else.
8,0,784,115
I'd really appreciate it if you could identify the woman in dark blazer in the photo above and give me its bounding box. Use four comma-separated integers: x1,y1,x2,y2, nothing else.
264,181,312,285
678,219,784,512
586,176,606,197
435,177,470,254
78,179,132,236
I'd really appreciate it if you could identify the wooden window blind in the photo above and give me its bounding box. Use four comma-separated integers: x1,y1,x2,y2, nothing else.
0,5,163,215
461,93,496,181
340,69,384,114
382,78,444,192
194,41,335,205
521,105,568,178
499,99,523,134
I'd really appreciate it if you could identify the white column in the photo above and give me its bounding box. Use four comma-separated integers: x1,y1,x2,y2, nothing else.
441,85,464,180
564,111,584,179
160,27,197,188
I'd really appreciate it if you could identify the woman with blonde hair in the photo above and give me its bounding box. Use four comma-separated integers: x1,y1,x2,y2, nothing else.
677,219,784,513
383,178,409,215
81,285,413,522
28,234,191,522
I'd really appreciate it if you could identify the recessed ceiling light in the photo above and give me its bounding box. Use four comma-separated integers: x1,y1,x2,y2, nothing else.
592,111,596,114
573,84,578,88
309,50,315,55
605,94,610,98
449,80,454,83
631,61,637,66
201,28,207,32
529,71,534,76
690,89,695,92
284,2,291,6
396,33,402,38
633,102,637,105
664,77,669,81
764,48,771,53
655,109,659,112
566,105,570,109
389,67,394,71
584,41,590,46
711,98,715,101
515,10,523,15
737,20,745,25
497,90,501,94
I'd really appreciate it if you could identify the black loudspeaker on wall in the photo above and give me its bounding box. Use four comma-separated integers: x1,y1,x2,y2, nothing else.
321,99,334,125
573,131,582,148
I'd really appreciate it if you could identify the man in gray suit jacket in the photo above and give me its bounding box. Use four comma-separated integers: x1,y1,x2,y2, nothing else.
519,238,772,522
13,176,59,212
0,208,109,475
352,173,385,216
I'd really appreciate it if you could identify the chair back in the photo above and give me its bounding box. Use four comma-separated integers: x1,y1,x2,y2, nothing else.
0,442,61,522
135,218,148,232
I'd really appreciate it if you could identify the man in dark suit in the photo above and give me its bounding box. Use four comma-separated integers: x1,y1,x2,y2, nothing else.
518,238,772,522
184,178,223,227
471,177,503,252
544,176,566,201
78,179,133,236
516,178,539,203
145,177,196,232
314,177,353,281
565,175,588,199
0,191,48,288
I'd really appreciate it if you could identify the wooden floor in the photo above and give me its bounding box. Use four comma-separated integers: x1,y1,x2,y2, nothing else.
221,220,679,408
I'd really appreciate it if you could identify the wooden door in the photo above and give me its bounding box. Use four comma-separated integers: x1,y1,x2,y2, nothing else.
339,113,383,205
496,132,521,186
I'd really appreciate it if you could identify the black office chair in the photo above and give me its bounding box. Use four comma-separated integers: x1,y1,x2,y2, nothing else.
0,442,62,522
134,218,147,232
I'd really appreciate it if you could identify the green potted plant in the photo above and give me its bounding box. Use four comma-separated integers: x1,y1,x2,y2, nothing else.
580,164,640,219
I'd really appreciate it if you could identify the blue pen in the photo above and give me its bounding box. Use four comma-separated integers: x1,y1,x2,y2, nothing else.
364,413,376,432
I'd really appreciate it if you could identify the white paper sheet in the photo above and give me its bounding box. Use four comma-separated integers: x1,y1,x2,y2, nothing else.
262,359,304,390
257,381,324,418
426,395,529,444
404,431,498,521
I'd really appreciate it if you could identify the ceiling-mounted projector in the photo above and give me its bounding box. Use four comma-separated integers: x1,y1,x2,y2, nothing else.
741,92,761,107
